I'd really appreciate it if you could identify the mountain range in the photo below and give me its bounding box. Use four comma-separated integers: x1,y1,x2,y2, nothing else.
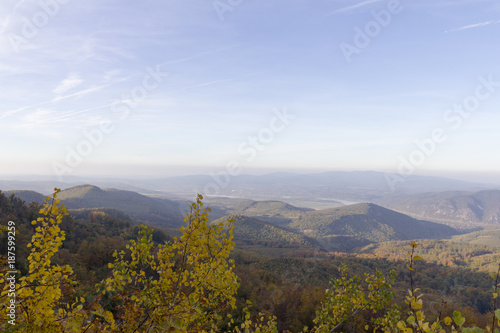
4,184,461,252
1,171,496,205
6,185,184,228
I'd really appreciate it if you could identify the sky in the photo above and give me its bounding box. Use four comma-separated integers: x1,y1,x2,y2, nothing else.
0,0,499,183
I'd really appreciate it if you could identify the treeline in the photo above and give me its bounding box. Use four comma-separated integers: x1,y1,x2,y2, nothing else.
359,240,500,272
0,191,169,283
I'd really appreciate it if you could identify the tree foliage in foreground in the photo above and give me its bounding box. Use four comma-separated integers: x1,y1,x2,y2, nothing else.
0,189,499,332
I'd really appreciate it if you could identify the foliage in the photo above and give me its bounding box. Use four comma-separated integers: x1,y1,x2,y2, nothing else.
1,188,499,333
0,189,89,332
313,264,396,332
0,191,242,332
99,194,239,331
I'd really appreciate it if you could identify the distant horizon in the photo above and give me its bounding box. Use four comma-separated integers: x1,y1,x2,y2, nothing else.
1,168,500,187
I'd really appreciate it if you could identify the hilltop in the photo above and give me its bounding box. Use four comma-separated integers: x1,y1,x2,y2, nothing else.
3,190,46,204
211,201,459,251
57,185,184,227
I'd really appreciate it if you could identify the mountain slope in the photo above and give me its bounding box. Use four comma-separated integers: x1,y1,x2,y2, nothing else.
377,190,500,225
213,214,320,249
286,203,458,243
205,198,314,225
3,190,46,204
58,185,184,227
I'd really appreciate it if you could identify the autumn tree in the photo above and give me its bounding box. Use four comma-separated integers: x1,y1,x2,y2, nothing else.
97,194,239,332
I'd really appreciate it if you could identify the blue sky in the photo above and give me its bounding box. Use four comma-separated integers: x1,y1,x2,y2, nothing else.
1,0,499,182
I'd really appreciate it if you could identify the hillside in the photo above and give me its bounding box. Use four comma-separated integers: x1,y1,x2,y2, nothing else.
57,185,184,227
4,190,46,204
451,225,500,248
377,190,500,225
358,239,500,272
284,203,458,248
205,198,314,225
213,214,321,252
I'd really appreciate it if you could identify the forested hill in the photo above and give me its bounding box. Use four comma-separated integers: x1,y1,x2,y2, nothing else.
10,185,185,228
378,189,500,225
213,214,321,250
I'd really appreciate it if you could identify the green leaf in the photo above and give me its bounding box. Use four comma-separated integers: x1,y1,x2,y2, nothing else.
495,309,500,320
453,311,465,327
490,272,498,279
414,256,425,261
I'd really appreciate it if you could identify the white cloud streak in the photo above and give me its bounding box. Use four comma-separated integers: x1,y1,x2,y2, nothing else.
445,20,500,33
326,0,382,16
53,73,84,94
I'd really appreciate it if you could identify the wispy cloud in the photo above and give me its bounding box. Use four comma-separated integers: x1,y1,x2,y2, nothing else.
160,44,244,66
52,78,129,102
326,0,382,16
0,78,128,120
53,73,84,94
13,108,66,137
445,20,500,33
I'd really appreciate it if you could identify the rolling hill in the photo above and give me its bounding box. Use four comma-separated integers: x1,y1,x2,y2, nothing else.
211,200,459,251
3,190,47,204
57,185,184,227
213,214,321,250
377,190,500,225
204,197,314,224
282,203,458,248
